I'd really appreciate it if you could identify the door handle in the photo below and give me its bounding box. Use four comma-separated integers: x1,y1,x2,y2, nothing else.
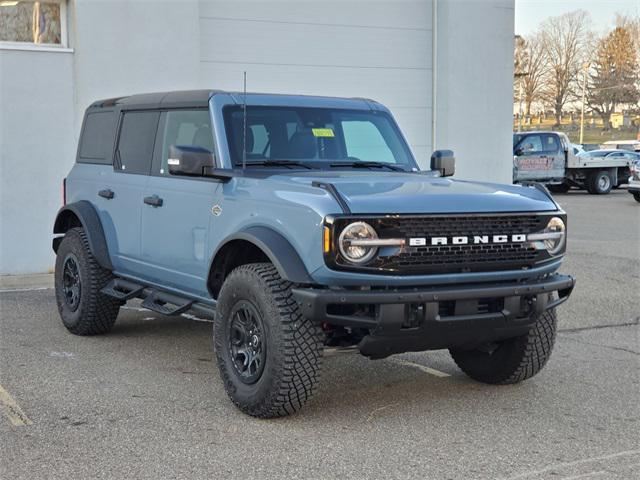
144,195,163,207
98,189,114,199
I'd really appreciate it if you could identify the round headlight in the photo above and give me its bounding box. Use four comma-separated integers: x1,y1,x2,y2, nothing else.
338,222,378,264
544,217,566,255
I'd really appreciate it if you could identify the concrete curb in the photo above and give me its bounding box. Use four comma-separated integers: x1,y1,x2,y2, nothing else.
0,273,54,290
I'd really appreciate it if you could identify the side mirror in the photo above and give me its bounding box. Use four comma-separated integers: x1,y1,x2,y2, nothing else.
514,147,524,156
430,149,455,177
168,145,214,176
168,145,233,182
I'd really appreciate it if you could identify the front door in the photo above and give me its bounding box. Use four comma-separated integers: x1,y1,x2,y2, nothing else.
139,109,219,299
513,133,564,182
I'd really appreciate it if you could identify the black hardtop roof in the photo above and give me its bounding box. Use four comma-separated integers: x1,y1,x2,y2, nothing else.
89,90,219,110
87,89,380,111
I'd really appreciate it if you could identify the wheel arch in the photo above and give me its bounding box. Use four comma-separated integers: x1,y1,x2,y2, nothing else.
53,201,113,270
207,226,313,299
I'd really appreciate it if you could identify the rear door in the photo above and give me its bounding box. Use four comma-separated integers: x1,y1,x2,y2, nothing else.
139,109,220,298
513,133,563,182
95,110,159,276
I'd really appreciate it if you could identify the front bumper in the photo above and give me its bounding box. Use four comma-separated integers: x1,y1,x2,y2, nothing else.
292,274,575,358
628,177,640,193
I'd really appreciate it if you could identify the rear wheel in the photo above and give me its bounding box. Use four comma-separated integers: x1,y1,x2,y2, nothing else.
54,228,120,335
587,170,612,194
450,309,557,384
214,263,323,417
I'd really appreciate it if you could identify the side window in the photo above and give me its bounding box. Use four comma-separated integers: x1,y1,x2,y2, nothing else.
341,120,394,163
116,111,159,175
542,134,560,153
78,111,116,164
157,110,213,175
517,135,543,155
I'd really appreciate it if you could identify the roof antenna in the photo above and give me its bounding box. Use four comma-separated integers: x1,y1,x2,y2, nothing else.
242,71,247,171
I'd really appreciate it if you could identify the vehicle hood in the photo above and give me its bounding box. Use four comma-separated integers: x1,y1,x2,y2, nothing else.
279,171,557,214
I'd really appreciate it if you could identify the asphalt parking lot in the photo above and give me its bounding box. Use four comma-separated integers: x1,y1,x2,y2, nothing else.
1,189,638,480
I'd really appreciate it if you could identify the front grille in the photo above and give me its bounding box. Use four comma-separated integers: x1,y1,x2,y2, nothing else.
384,215,544,238
328,213,555,275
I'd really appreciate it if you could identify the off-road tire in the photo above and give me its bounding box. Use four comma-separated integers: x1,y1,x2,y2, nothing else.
54,227,120,335
633,192,640,203
548,183,570,194
214,263,323,418
449,309,557,384
587,170,612,195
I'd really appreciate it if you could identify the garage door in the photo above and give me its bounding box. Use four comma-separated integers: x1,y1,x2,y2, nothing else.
197,0,433,165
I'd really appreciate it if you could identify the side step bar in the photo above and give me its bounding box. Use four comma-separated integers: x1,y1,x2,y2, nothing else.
101,279,144,301
141,291,193,316
101,278,211,318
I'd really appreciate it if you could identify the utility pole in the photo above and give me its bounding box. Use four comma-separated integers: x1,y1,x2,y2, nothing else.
579,62,590,145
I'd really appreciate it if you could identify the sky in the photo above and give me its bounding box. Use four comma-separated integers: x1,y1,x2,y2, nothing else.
515,0,640,36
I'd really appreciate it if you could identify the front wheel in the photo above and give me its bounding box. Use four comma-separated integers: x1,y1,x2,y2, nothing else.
214,263,323,417
633,192,640,203
450,309,557,384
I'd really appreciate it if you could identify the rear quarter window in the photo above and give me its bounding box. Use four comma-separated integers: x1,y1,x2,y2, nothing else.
78,111,117,164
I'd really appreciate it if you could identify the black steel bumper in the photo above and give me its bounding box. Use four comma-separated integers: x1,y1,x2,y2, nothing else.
292,274,575,358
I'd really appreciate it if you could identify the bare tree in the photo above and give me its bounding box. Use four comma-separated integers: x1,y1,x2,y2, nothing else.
514,33,547,117
513,34,528,118
522,33,547,115
539,10,592,126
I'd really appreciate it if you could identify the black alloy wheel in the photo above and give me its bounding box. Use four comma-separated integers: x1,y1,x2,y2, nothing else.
228,300,266,384
54,227,120,335
62,253,82,311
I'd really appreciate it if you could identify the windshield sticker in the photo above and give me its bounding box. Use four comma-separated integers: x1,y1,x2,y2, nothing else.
312,128,335,138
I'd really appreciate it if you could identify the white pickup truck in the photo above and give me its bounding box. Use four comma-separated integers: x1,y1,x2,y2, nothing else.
513,131,637,194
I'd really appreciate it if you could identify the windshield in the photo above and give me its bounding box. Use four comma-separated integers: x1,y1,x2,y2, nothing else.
513,134,524,147
223,106,416,170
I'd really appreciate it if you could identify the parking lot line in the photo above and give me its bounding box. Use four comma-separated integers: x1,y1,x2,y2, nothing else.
0,384,33,426
503,449,640,479
391,358,451,378
0,286,52,293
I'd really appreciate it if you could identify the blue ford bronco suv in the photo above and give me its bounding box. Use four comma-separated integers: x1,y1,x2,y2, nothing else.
53,90,575,417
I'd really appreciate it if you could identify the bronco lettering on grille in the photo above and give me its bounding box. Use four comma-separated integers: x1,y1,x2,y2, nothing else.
409,234,527,247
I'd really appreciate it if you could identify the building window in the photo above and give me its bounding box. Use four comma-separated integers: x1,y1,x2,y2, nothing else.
0,0,67,48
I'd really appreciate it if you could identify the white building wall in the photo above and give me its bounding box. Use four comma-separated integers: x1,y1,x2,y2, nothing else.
72,0,201,134
0,0,515,275
196,0,434,166
0,50,75,274
435,0,515,184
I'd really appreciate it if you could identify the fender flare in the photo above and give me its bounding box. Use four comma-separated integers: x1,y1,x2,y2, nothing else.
211,226,313,285
53,201,113,270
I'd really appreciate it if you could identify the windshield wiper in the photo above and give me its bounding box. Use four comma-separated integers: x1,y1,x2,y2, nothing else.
329,161,405,171
240,160,313,170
